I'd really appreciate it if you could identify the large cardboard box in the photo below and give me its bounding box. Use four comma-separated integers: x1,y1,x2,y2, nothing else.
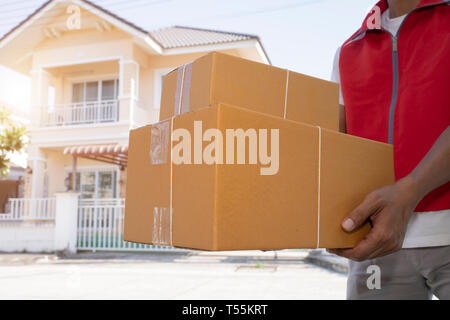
124,103,394,250
160,52,339,131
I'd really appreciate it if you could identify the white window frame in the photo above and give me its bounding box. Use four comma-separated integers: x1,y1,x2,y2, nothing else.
64,165,120,198
70,78,119,104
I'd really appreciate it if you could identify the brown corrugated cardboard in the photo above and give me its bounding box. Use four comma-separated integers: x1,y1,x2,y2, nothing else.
124,103,394,250
159,52,339,131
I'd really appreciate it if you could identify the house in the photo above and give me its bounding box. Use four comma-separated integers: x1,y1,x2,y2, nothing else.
0,0,270,201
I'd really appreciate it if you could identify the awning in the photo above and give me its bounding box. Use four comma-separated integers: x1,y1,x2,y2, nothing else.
63,144,128,168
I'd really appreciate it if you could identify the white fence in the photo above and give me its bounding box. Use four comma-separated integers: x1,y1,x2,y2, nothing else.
77,198,181,252
40,100,119,127
0,198,56,253
0,198,56,220
0,196,182,253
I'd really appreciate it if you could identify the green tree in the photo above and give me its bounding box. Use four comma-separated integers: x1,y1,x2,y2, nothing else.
0,107,27,178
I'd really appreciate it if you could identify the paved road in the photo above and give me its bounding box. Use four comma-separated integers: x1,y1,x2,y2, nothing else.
0,251,347,300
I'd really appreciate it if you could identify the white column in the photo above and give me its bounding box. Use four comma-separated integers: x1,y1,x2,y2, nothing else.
27,146,47,199
118,59,140,125
54,192,79,254
118,59,139,100
30,68,51,128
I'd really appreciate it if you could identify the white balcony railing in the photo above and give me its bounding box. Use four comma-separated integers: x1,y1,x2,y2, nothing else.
40,100,119,127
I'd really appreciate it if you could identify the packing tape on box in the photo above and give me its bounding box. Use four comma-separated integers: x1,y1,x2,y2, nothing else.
152,207,172,246
174,63,193,117
150,120,170,165
150,117,175,246
173,65,184,116
173,62,292,120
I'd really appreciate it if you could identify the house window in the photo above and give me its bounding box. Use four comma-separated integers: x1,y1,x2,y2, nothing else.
71,79,119,103
69,79,120,124
101,80,116,100
67,170,118,199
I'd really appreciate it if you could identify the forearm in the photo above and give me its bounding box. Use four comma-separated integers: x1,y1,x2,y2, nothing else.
399,126,450,206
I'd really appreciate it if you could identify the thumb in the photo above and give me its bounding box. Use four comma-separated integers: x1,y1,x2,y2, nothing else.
342,192,381,232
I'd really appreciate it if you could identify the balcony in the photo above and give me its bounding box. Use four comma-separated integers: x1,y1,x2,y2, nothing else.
40,100,119,127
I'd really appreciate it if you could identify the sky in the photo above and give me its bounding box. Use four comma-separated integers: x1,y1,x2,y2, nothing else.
0,0,377,114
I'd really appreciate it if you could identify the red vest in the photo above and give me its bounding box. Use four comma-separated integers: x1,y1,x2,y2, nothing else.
339,0,450,212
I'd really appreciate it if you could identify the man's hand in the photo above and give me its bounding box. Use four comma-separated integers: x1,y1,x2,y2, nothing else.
329,126,449,261
328,176,421,261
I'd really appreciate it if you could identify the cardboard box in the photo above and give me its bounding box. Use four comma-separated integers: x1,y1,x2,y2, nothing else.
160,52,339,131
124,103,394,250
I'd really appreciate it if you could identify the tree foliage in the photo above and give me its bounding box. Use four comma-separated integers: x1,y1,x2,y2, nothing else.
0,107,27,178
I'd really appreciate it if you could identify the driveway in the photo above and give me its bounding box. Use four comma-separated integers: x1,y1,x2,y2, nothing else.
0,251,347,299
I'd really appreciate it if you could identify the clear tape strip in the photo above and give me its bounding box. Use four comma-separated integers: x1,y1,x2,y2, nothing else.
316,126,322,248
150,119,170,165
181,62,193,114
174,62,194,117
152,207,172,246
174,65,185,116
152,116,175,246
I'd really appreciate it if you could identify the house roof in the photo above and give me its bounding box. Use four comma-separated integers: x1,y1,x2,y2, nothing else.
150,26,259,49
0,0,149,43
0,0,270,63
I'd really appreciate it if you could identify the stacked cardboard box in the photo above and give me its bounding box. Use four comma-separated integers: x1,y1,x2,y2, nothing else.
159,52,339,130
124,52,394,250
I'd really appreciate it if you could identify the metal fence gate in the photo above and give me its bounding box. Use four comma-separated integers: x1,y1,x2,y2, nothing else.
77,198,181,252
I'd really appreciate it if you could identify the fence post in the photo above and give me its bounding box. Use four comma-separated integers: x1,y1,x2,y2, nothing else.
54,192,79,255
